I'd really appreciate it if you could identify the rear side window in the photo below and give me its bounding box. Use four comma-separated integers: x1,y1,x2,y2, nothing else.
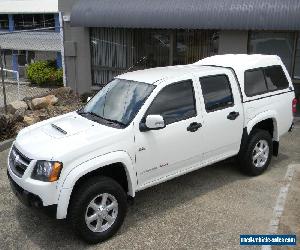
146,80,196,125
244,69,267,96
264,66,289,91
244,65,290,96
199,75,234,112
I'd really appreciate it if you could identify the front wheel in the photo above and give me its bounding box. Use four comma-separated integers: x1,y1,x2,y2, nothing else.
239,129,273,176
69,176,127,244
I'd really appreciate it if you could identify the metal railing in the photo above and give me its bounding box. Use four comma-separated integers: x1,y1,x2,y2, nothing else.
0,25,64,113
2,69,20,99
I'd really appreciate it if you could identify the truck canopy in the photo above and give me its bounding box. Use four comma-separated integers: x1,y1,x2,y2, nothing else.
194,54,292,101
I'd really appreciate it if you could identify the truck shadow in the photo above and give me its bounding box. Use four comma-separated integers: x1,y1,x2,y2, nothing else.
15,153,289,249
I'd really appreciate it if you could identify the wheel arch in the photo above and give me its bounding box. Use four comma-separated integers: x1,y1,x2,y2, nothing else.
246,111,279,141
56,151,137,219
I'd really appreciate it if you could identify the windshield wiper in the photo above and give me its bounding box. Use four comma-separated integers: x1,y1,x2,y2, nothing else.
101,117,126,127
78,110,126,127
77,110,100,118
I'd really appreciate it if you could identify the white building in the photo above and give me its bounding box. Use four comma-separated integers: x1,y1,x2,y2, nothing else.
0,0,62,79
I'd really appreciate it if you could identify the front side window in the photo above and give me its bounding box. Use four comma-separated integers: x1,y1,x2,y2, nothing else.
264,66,289,91
244,69,268,96
146,80,196,125
82,79,155,127
199,75,234,112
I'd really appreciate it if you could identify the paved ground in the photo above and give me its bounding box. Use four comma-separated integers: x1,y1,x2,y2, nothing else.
0,82,52,107
0,122,299,250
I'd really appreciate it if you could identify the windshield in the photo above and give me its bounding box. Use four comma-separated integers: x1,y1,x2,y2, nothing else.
82,79,155,127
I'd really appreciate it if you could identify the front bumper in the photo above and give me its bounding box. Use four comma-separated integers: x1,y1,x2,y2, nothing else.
7,170,57,217
7,145,60,210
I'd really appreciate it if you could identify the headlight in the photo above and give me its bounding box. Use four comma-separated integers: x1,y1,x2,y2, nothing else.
31,161,63,182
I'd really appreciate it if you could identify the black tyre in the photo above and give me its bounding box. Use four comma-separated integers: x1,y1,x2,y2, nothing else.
239,129,273,176
69,176,127,244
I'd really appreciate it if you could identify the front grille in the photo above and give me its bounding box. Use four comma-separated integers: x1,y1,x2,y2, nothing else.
9,146,31,178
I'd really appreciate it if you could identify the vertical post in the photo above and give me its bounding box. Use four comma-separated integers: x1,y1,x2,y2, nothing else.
0,46,8,114
169,31,174,66
8,14,14,32
59,12,66,86
16,71,20,100
56,52,62,69
12,51,18,74
54,13,60,32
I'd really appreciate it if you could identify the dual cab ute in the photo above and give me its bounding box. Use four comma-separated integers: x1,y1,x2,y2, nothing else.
7,54,296,243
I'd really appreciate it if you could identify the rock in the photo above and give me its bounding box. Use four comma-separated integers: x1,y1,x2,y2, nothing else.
0,113,16,140
13,109,25,122
38,113,48,121
24,99,34,110
31,95,58,110
23,115,40,126
7,100,28,114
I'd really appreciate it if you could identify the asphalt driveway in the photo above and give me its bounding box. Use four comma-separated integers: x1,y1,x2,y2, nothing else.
0,121,299,250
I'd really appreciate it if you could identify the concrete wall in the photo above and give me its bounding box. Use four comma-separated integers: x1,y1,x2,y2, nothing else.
218,30,249,54
59,0,92,94
58,2,250,94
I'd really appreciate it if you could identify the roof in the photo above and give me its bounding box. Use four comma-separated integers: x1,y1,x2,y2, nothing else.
194,54,283,72
118,54,284,84
0,0,58,14
71,0,300,30
0,31,61,52
117,65,226,84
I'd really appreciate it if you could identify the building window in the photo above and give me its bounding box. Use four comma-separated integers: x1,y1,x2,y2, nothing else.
16,50,35,66
90,28,218,86
173,30,218,65
294,34,300,79
14,14,55,30
248,32,295,73
0,14,9,30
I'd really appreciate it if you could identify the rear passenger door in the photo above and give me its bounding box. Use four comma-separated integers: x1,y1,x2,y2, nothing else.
198,73,244,162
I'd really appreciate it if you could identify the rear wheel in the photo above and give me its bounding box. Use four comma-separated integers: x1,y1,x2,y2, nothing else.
69,176,127,244
239,129,273,176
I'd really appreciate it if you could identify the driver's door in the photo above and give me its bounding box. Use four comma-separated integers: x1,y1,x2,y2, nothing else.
134,79,204,188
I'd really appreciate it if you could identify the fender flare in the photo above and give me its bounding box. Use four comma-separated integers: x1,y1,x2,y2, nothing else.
246,110,279,141
56,151,137,219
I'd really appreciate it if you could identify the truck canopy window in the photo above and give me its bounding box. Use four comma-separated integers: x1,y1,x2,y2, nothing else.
264,66,289,91
244,69,268,96
245,65,289,97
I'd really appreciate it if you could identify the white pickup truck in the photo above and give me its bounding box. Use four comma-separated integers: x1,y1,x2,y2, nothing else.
7,54,296,243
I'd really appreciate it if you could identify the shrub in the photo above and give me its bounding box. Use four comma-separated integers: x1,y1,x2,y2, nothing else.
53,69,63,86
26,61,63,86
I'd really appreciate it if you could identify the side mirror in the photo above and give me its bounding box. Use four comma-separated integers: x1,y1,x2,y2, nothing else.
140,115,165,132
87,96,92,102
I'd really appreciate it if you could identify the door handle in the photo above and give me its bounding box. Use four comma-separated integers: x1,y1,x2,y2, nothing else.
187,122,202,132
227,111,240,120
